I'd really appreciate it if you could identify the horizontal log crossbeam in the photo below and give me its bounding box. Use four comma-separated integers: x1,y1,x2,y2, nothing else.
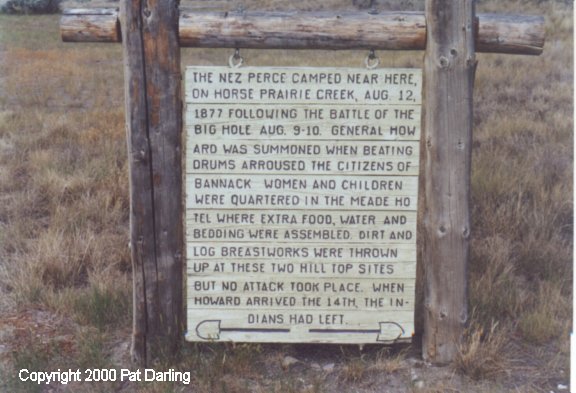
61,8,545,55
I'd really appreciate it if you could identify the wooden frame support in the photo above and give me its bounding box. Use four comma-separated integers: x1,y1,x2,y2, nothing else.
62,8,545,55
121,0,183,365
61,1,544,366
421,0,475,363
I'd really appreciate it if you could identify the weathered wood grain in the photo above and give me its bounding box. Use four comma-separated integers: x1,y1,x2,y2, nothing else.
179,10,426,50
61,8,545,55
421,0,474,364
477,13,545,55
121,0,183,365
63,8,118,15
61,8,120,42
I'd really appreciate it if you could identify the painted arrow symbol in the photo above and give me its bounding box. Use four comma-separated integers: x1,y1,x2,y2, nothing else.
195,320,290,340
309,322,405,342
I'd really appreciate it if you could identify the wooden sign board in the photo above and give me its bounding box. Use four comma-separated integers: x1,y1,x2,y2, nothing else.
185,66,421,343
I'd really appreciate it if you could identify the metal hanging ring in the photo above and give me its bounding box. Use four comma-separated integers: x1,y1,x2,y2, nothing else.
229,48,244,68
365,49,380,69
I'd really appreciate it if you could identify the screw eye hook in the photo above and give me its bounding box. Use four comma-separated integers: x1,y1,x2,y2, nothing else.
365,49,380,69
229,48,244,68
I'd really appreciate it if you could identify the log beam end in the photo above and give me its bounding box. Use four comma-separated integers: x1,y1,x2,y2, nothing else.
61,8,121,43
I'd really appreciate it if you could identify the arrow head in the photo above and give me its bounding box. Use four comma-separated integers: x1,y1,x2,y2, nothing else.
196,320,221,340
376,322,405,342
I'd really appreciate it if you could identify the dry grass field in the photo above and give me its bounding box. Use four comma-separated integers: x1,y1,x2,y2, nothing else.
0,0,572,392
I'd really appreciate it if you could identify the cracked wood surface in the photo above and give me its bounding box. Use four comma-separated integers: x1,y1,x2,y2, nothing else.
62,9,544,55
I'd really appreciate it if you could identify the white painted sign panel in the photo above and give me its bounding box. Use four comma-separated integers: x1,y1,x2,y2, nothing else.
185,67,421,344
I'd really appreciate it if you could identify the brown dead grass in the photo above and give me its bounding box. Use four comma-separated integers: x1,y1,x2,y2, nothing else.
455,322,511,381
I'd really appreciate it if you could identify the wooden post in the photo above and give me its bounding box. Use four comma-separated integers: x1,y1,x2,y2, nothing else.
121,0,183,365
421,0,475,363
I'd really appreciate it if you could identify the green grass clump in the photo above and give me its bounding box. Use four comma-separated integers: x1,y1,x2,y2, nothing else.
72,285,131,331
1,331,64,393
